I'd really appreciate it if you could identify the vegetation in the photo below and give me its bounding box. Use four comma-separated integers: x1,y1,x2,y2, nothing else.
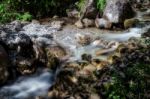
0,0,77,23
0,0,107,23
96,0,106,12
97,42,150,99
104,63,149,99
0,1,32,23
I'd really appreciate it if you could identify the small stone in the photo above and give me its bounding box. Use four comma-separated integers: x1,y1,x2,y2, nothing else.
67,9,79,18
79,64,96,76
90,93,101,99
51,20,65,30
32,19,40,24
95,18,112,29
75,20,84,29
82,18,95,27
75,33,92,45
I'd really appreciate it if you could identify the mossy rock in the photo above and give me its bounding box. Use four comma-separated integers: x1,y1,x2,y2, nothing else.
124,18,139,29
46,50,60,70
16,58,36,75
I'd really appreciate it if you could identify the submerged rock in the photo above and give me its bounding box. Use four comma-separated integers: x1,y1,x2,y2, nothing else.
103,0,134,24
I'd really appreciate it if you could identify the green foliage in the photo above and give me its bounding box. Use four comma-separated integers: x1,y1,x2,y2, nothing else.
96,0,106,12
0,1,32,23
100,61,150,99
76,0,86,11
16,12,32,21
0,0,77,23
7,0,77,18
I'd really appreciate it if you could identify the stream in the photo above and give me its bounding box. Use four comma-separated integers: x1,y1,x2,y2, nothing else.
0,9,149,99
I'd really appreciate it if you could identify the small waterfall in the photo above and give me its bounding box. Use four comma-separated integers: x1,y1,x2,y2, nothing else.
0,68,55,99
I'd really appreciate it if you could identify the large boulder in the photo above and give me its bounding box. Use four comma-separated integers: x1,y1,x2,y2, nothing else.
45,45,67,70
0,45,10,84
103,0,135,24
0,31,37,75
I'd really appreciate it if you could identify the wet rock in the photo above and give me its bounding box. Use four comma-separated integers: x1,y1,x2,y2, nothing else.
142,28,150,37
75,33,92,45
103,0,134,24
4,20,23,32
115,44,130,56
91,59,109,70
79,64,96,76
33,43,46,64
124,18,139,29
0,33,33,53
46,51,60,70
16,57,36,75
82,18,95,27
45,45,67,70
45,45,67,58
95,41,119,55
81,53,92,62
90,93,101,99
50,20,65,30
0,45,10,84
92,39,109,48
107,54,120,64
0,31,36,74
95,18,112,29
75,20,84,29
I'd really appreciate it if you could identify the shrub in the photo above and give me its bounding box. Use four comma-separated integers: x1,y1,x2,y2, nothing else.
0,1,32,23
96,0,106,12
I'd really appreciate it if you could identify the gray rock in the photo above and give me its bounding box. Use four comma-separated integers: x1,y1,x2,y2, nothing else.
95,18,112,29
67,9,79,18
5,20,23,32
103,0,134,23
83,18,95,27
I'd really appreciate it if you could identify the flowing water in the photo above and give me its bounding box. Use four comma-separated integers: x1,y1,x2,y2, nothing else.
0,68,55,99
0,9,149,99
